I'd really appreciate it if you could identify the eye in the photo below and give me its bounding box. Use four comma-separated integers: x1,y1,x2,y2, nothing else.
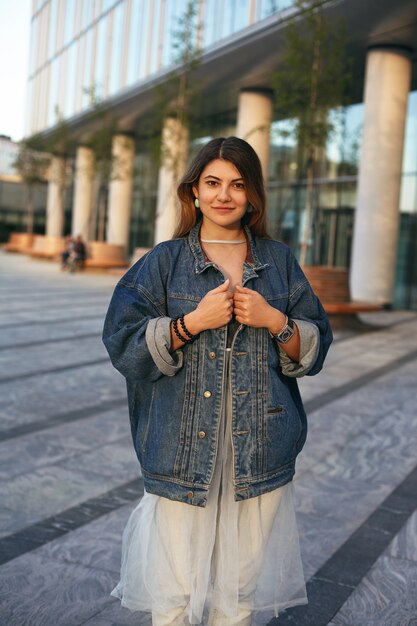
234,182,245,189
206,180,218,186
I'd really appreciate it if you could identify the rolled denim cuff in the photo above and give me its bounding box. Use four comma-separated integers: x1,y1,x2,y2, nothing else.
145,317,183,377
278,319,320,378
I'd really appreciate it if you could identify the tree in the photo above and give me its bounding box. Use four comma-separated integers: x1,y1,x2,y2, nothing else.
82,87,123,242
13,136,51,234
149,0,201,168
273,0,351,265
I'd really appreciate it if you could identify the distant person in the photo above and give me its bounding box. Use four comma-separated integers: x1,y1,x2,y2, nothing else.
103,137,333,625
61,236,75,271
71,235,86,271
61,235,87,272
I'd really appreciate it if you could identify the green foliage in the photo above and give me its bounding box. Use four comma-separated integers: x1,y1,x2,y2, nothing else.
81,85,123,184
272,0,352,264
13,139,50,186
147,0,201,164
46,107,77,157
273,0,351,165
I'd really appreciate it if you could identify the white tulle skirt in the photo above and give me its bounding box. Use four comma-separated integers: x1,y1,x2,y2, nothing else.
112,351,307,625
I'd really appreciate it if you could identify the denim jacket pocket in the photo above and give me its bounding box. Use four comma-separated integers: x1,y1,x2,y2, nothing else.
264,405,302,470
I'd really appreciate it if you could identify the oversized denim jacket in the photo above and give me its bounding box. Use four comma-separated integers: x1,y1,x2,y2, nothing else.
103,222,333,507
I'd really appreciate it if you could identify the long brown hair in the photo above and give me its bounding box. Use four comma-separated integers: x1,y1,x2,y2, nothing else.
174,137,269,238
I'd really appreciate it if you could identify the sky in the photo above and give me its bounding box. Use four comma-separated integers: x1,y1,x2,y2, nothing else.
0,0,32,142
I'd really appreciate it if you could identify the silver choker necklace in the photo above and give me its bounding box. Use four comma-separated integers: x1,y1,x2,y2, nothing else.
200,238,246,244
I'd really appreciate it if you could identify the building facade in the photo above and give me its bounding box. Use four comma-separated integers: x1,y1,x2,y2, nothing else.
24,0,417,309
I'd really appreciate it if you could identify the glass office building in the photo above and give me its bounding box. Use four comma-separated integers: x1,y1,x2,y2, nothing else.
25,0,417,309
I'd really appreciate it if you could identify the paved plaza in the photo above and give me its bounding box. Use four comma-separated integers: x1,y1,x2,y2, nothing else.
0,249,416,626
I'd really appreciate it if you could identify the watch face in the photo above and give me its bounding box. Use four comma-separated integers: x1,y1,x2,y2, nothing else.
279,328,293,342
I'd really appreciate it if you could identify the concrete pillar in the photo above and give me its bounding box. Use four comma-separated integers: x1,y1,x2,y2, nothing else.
350,47,412,304
72,146,95,240
46,156,65,237
106,134,135,248
236,88,273,179
154,117,189,244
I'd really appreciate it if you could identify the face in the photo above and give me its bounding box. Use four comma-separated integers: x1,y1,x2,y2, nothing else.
192,159,248,232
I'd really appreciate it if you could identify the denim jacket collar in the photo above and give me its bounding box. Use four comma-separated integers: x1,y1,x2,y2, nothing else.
188,220,269,281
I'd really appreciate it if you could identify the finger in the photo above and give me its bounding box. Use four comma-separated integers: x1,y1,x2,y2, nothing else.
212,279,230,292
234,285,252,293
233,292,247,302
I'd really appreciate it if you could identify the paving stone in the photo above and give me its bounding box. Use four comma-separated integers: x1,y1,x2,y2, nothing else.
294,474,391,523
58,438,140,481
38,503,135,574
385,510,417,562
330,555,417,625
0,362,125,431
0,465,123,536
0,552,118,626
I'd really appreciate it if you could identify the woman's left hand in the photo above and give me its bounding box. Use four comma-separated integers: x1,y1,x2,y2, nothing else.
233,285,285,332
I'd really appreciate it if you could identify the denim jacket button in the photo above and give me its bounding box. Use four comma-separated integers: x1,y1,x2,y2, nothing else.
208,351,216,359
198,431,206,439
187,491,194,498
203,390,212,398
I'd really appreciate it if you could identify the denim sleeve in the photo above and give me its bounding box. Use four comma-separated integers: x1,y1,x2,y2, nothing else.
146,317,183,377
102,281,183,383
284,250,333,376
278,319,319,378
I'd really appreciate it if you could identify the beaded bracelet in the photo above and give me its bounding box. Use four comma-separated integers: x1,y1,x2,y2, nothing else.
179,315,197,341
172,317,192,344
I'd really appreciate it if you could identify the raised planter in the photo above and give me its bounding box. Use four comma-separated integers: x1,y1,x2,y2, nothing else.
29,235,66,259
84,241,129,269
4,233,35,253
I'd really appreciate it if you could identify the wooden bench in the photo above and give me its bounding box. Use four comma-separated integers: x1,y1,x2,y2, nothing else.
4,233,35,253
84,242,129,270
302,266,383,329
30,235,66,259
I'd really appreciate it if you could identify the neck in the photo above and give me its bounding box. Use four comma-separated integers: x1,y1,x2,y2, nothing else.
200,222,245,242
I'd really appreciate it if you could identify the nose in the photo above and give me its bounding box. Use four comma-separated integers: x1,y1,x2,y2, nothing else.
216,184,231,202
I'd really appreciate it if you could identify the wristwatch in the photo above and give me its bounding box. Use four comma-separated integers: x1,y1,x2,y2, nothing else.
270,316,295,344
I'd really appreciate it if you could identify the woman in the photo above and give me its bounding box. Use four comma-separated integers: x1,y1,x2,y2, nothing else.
103,137,333,626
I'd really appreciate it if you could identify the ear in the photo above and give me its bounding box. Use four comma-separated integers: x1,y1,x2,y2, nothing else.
192,185,198,199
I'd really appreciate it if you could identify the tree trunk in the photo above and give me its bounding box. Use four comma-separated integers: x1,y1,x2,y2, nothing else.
300,6,322,266
300,151,315,266
97,185,106,242
26,185,34,235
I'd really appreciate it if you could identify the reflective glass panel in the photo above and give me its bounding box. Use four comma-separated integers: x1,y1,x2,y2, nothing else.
126,1,149,85
95,17,108,98
226,0,250,35
64,0,75,45
149,0,161,74
47,57,59,125
29,16,39,76
82,0,92,28
82,28,94,107
109,2,125,95
65,42,77,116
48,0,58,57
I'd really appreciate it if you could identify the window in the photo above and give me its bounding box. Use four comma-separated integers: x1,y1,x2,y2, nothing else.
109,2,126,95
94,16,108,98
48,0,58,57
126,1,149,85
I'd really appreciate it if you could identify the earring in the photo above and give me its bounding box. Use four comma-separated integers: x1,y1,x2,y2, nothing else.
246,204,253,213
194,198,200,208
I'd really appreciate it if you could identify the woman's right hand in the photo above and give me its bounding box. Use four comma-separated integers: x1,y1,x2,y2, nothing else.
186,279,234,334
